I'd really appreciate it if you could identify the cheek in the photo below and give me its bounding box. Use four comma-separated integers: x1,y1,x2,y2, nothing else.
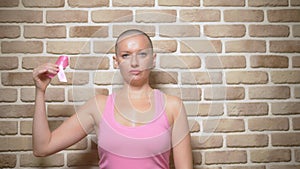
140,58,154,67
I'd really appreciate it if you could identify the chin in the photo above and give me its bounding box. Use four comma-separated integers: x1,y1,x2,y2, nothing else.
126,77,149,87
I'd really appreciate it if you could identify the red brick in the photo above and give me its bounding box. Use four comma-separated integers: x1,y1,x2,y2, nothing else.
0,154,16,168
185,103,224,116
20,153,64,167
250,55,289,68
153,40,177,53
0,105,34,118
68,0,108,7
250,149,291,163
149,71,178,84
205,150,247,164
227,134,268,147
227,102,268,116
94,40,115,54
180,9,221,22
47,41,90,54
159,25,200,37
160,55,201,69
272,133,300,146
0,137,32,151
191,136,223,149
158,0,200,6
70,56,109,70
181,72,222,84
205,55,246,69
159,87,201,101
225,40,266,53
0,88,17,102
113,0,154,6
0,10,42,23
226,71,268,84
204,25,246,38
224,10,264,22
192,151,202,165
224,166,265,169
293,117,300,130
189,120,200,133
270,40,300,53
249,25,289,37
204,87,245,100
22,56,56,70
0,0,19,7
67,151,99,166
50,72,89,85
203,0,245,6
0,56,18,70
94,72,123,85
295,87,300,99
113,25,155,38
0,25,20,38
293,56,300,68
47,10,88,23
291,0,300,6
0,121,18,135
249,86,290,99
1,72,34,86
296,149,300,162
270,165,300,169
24,25,66,38
68,88,108,102
181,40,222,53
92,10,132,23
203,119,245,133
22,0,64,7
271,71,300,84
271,102,300,115
293,25,300,37
70,26,108,38
136,10,177,23
248,117,289,131
249,0,288,7
268,9,300,22
1,41,43,54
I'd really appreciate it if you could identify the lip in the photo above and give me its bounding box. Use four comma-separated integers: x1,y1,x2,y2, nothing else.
129,70,142,75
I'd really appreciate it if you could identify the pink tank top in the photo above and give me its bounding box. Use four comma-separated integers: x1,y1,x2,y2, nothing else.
98,89,172,169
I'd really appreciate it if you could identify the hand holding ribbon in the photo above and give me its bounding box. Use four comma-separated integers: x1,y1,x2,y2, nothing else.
47,56,69,82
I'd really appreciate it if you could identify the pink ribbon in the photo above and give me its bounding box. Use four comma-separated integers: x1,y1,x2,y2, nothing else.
48,56,69,82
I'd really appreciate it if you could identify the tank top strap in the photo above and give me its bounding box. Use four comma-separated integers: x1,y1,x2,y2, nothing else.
102,93,115,120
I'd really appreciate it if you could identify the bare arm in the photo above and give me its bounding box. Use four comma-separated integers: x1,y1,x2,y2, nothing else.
32,63,94,157
167,96,193,169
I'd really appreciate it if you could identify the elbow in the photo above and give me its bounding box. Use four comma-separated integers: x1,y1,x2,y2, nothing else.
33,150,47,157
33,148,51,157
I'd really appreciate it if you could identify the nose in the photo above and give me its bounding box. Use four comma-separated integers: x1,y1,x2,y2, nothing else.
130,54,139,67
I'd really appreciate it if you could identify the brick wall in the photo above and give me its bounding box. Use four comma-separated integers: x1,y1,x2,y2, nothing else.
0,0,300,168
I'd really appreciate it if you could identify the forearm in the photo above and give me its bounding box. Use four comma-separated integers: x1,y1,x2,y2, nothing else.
32,89,52,156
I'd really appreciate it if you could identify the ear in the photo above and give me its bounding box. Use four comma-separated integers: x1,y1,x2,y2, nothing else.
113,55,119,69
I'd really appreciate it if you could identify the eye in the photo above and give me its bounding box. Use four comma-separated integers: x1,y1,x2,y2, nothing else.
137,52,148,58
121,54,130,59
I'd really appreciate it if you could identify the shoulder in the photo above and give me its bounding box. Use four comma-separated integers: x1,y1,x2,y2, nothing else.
159,90,184,124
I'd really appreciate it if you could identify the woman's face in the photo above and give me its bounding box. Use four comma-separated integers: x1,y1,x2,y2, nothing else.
114,34,156,86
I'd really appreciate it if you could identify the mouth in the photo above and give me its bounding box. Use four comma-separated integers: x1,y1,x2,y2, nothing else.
129,70,142,75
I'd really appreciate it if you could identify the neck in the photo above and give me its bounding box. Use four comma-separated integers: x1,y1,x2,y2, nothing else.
121,83,153,99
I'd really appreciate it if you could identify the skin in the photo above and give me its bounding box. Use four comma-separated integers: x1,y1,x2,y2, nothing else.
32,33,193,169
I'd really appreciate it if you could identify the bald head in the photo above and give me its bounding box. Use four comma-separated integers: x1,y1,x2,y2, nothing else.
115,29,153,55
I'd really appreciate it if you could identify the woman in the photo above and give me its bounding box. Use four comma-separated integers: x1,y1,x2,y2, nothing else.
32,29,193,169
